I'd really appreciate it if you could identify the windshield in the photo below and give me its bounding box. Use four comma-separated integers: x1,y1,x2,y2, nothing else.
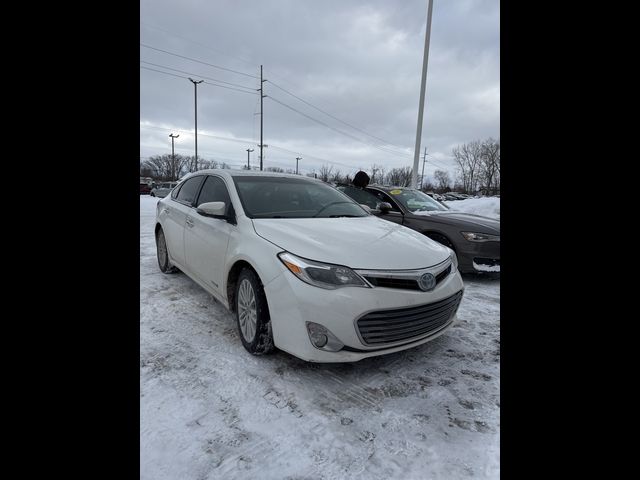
388,188,449,212
232,176,368,218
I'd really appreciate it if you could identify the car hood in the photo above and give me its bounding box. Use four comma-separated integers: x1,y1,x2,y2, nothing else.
252,216,451,270
419,211,500,234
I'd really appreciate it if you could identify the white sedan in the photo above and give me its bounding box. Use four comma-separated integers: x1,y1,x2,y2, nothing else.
155,170,464,362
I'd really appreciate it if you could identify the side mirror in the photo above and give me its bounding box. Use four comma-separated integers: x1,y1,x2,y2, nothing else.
197,201,227,218
378,202,392,214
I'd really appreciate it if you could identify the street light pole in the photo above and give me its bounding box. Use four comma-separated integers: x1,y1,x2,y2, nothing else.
420,147,427,190
411,0,434,188
246,148,254,170
296,157,302,175
188,78,204,171
170,133,179,180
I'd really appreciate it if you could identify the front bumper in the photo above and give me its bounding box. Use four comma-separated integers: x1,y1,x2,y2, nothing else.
264,266,464,362
456,240,500,273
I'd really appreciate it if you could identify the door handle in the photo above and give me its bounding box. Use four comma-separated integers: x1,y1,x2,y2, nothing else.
185,215,194,228
163,208,171,215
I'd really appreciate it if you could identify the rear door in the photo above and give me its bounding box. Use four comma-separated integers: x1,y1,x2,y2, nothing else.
184,175,234,294
161,175,204,267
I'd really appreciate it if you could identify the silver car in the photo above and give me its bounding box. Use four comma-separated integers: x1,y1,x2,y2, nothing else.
150,182,178,198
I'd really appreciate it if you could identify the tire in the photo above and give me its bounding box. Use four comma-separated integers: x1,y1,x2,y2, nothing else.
156,227,178,274
424,232,455,251
235,268,274,355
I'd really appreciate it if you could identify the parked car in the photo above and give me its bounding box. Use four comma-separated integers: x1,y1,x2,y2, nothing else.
140,182,152,195
337,185,499,275
155,170,464,362
442,193,460,201
424,192,446,203
151,182,178,198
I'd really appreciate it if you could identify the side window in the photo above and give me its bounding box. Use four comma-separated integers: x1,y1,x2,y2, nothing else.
175,176,204,205
196,176,232,211
369,189,401,211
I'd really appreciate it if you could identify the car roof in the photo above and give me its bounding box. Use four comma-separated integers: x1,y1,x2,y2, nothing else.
181,169,324,183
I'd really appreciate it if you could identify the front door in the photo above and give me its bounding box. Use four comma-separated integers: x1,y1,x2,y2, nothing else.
184,175,234,294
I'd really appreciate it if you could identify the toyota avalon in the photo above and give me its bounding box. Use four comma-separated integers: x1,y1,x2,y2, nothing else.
155,170,464,362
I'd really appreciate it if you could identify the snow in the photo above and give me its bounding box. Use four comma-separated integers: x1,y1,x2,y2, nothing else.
140,195,500,479
443,197,500,220
473,261,501,273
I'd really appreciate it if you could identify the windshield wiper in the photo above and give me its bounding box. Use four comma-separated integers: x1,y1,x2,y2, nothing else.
328,214,359,218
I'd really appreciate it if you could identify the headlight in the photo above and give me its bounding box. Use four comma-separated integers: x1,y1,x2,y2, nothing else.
278,252,369,289
449,250,459,270
461,232,500,242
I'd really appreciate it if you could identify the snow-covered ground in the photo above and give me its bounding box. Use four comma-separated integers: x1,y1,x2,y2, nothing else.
443,197,500,220
140,195,500,479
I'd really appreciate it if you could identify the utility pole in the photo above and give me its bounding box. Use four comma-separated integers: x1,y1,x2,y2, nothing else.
420,147,427,190
188,78,204,171
169,133,179,180
411,0,434,188
246,148,254,170
296,157,302,175
258,65,266,171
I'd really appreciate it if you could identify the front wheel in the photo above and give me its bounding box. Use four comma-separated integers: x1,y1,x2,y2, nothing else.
156,228,178,274
235,268,274,355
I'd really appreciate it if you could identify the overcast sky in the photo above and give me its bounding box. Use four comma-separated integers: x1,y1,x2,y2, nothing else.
140,0,499,180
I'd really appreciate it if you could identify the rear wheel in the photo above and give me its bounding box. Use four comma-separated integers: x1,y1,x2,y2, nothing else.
235,268,274,355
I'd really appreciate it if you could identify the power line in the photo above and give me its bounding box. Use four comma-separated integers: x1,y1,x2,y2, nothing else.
141,124,454,173
141,144,307,172
140,43,259,79
140,61,257,91
140,125,357,170
268,96,414,160
267,79,412,155
140,66,259,95
140,21,256,68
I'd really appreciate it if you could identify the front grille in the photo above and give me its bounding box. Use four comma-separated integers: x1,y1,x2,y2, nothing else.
356,290,463,345
361,263,453,291
435,264,452,283
364,277,420,290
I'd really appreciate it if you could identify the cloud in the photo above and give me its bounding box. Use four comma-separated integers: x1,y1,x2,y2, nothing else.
140,0,499,179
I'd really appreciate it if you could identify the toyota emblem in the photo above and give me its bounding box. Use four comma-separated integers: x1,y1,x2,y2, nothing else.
418,273,436,291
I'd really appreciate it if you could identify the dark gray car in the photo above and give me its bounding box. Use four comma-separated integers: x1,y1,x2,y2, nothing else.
337,184,500,274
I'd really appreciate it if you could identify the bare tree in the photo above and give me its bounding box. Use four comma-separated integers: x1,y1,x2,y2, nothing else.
318,164,334,182
265,167,285,172
480,138,500,194
141,154,191,181
452,140,483,193
140,162,154,178
385,166,413,187
370,164,386,185
433,169,451,191
421,179,436,192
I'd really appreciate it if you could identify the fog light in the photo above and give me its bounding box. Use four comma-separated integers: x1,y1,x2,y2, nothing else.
306,322,344,351
312,333,328,348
